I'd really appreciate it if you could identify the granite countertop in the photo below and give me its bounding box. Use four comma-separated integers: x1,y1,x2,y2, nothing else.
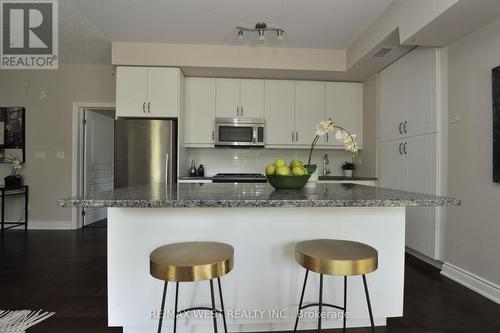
178,176,213,180
58,183,460,208
318,176,377,181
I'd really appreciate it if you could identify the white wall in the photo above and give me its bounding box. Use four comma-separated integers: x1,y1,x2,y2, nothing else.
0,65,116,225
184,148,353,177
445,15,500,285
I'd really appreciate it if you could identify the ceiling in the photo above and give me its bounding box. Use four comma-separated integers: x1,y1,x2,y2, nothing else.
60,0,393,64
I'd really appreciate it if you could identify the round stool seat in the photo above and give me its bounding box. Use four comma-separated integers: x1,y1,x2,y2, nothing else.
150,242,234,282
295,239,378,276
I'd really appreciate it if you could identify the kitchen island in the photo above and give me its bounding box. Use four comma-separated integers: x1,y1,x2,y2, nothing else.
58,183,460,333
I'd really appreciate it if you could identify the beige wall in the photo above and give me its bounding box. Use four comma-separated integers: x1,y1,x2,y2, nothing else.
446,15,500,285
357,75,377,177
0,65,115,224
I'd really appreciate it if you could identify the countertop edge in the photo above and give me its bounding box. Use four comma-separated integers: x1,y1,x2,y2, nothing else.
57,198,462,209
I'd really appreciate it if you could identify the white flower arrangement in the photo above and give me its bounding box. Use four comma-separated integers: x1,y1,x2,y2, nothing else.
5,155,23,176
307,119,359,166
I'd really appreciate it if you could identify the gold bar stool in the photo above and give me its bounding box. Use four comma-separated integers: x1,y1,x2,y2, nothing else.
293,239,378,333
150,241,234,333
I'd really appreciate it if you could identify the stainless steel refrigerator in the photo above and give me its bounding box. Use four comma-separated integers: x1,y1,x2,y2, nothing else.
114,119,177,188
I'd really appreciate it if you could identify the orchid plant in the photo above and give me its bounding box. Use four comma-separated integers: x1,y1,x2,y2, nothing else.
306,119,359,167
5,155,23,176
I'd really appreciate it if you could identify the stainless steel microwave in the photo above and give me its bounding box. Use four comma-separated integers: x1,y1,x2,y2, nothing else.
215,118,265,147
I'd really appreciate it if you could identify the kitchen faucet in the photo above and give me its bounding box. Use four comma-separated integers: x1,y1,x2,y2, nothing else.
323,153,331,176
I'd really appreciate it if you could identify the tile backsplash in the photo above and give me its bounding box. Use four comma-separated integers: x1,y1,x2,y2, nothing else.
183,148,353,177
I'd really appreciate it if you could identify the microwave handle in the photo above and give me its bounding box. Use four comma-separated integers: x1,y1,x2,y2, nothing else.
253,128,257,144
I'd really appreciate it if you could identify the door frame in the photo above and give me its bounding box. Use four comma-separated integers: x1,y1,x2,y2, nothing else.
72,102,115,229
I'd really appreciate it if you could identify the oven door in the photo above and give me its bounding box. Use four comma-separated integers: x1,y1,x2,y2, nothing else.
215,119,262,147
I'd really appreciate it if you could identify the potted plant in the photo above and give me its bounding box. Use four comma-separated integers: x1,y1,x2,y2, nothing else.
305,119,359,185
342,161,355,178
4,155,23,188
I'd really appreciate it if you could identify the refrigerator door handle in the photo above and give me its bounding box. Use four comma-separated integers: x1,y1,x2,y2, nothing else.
165,153,169,186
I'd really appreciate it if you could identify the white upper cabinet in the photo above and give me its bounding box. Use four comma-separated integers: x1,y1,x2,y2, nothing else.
379,57,406,142
405,48,438,137
215,79,240,118
116,66,181,118
185,78,216,146
116,67,148,117
264,80,295,145
379,47,439,141
215,78,264,118
147,67,180,118
324,82,363,147
294,81,325,145
240,79,264,118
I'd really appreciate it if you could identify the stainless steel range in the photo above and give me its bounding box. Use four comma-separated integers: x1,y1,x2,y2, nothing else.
212,173,267,183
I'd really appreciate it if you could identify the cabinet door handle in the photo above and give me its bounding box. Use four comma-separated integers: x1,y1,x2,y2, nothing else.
292,131,294,142
147,102,151,113
326,133,329,142
296,132,299,141
212,130,215,141
241,106,243,117
399,122,403,135
399,142,403,155
403,121,408,134
403,142,407,155
143,102,146,113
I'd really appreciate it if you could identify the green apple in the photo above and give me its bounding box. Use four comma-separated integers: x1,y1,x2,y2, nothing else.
290,160,303,169
275,166,291,176
291,166,306,176
274,159,286,167
265,164,277,176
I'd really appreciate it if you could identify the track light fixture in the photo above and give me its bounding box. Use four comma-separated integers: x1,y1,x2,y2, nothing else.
237,22,284,42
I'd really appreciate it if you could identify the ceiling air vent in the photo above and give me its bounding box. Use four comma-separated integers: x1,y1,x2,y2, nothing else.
372,48,393,58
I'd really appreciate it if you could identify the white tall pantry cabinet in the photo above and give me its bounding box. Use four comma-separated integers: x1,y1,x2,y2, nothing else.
378,47,446,260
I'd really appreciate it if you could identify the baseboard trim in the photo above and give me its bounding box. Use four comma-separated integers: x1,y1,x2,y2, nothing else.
6,221,75,230
441,262,500,305
405,247,443,269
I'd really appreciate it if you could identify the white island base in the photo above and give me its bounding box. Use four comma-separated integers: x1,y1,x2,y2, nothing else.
108,207,405,333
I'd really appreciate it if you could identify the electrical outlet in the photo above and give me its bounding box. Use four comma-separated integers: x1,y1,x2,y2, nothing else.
56,152,65,159
39,91,46,99
34,151,46,159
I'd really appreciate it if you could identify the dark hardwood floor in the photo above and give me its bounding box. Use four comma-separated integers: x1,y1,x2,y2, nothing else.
1,229,499,332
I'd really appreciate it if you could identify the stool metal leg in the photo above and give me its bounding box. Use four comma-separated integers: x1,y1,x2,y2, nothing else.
157,281,168,333
210,279,219,333
318,273,324,332
343,276,347,333
174,282,179,333
362,275,375,333
217,278,228,333
294,269,309,332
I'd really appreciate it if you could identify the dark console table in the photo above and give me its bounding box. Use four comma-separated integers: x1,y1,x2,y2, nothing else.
1,185,29,232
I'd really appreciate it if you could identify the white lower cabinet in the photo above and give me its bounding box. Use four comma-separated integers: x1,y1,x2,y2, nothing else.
379,133,440,259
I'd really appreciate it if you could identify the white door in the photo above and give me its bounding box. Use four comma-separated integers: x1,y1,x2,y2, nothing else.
406,48,438,137
264,80,295,145
295,81,325,145
379,58,406,142
240,79,264,118
147,67,180,118
116,67,148,117
324,82,363,147
378,139,405,191
216,78,240,118
84,110,115,225
185,78,216,145
405,133,438,258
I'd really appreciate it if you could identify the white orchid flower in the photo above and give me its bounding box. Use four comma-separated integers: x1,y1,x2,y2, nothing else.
315,120,334,136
